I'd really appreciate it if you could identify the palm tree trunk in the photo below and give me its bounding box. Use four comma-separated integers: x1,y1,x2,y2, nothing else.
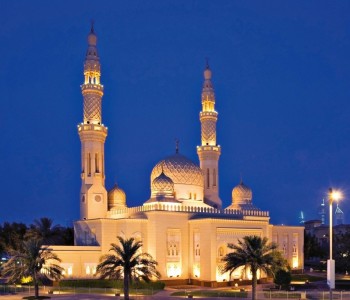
252,271,257,300
123,273,129,300
34,282,39,299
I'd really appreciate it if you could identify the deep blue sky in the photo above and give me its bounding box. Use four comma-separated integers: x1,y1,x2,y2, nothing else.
1,1,350,226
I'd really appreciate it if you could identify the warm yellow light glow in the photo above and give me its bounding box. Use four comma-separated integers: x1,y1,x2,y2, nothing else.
216,266,229,282
167,263,181,278
330,190,342,201
292,257,299,269
193,264,200,278
21,276,32,284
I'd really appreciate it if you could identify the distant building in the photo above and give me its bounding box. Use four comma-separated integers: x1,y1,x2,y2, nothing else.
305,219,350,247
51,26,304,285
335,203,344,225
318,199,326,225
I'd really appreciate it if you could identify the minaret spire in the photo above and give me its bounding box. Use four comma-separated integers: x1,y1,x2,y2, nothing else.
197,62,222,208
90,19,95,33
78,24,108,220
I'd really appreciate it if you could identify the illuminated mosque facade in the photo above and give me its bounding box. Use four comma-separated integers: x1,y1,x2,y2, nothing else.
52,27,304,285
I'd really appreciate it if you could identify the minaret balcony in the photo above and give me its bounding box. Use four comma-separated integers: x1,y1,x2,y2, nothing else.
200,111,217,117
197,145,221,152
78,123,108,135
81,84,104,92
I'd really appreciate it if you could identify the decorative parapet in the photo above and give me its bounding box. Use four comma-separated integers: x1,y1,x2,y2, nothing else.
107,203,269,219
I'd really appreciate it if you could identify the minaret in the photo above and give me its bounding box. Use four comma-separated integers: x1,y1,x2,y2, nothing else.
197,63,222,208
78,24,108,219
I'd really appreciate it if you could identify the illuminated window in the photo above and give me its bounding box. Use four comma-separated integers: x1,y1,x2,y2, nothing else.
95,153,99,173
218,247,224,257
194,193,197,200
293,244,297,255
85,264,97,275
282,244,286,255
61,263,73,277
195,243,200,257
189,192,192,199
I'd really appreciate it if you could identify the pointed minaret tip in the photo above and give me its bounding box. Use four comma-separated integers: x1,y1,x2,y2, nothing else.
204,58,212,80
87,21,97,46
175,139,179,154
90,20,95,33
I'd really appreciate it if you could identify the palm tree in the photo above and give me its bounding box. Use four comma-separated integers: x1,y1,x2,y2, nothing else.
96,236,160,300
221,235,280,300
1,239,63,299
25,217,62,244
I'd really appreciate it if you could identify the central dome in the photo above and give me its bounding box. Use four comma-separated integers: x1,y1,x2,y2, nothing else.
151,153,203,187
150,153,204,202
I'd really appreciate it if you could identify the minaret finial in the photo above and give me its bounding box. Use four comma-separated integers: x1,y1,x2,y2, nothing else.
205,57,210,69
90,20,95,33
240,173,243,184
175,139,179,154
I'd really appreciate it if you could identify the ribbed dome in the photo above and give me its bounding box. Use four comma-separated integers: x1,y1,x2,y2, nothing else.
232,181,252,205
151,153,203,187
152,171,174,197
108,184,126,209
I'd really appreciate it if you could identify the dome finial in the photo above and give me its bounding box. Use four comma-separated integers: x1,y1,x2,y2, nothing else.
175,138,179,154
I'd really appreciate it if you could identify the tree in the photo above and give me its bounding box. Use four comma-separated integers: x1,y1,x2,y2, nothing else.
0,222,28,252
1,239,63,299
221,235,280,300
274,269,292,289
25,218,62,245
96,236,160,300
304,232,327,259
334,231,350,273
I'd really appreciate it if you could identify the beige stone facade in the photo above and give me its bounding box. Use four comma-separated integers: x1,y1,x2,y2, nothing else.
51,27,304,285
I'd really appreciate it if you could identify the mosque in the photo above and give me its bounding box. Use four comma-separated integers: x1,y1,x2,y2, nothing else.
51,27,304,285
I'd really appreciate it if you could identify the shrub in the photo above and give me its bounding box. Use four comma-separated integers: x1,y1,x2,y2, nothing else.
59,279,164,290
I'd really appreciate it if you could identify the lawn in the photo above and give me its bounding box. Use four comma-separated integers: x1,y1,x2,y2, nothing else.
171,290,248,298
291,274,324,282
263,292,302,298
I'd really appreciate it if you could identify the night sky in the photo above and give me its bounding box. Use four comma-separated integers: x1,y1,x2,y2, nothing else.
1,1,350,227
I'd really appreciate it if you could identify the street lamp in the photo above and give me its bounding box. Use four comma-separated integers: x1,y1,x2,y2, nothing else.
327,188,342,300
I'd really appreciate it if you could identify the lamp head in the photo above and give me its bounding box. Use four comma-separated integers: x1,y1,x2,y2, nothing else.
329,188,342,203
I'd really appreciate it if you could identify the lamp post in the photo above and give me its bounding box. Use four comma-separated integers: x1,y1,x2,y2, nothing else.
327,188,342,300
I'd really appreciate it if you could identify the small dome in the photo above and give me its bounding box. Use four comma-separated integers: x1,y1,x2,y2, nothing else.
232,181,252,205
108,184,126,209
152,171,174,197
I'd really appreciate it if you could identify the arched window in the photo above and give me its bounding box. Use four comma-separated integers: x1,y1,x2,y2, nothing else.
95,153,99,173
88,153,91,175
